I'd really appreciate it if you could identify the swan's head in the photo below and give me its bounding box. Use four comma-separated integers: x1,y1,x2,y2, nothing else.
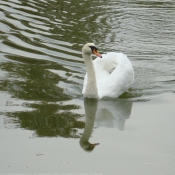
82,43,102,58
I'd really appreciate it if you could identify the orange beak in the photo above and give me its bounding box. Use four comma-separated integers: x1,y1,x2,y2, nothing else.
92,49,102,58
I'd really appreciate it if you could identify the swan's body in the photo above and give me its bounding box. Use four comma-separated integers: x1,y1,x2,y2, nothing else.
82,43,134,99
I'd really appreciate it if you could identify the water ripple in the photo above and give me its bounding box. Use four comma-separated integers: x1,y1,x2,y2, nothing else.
0,0,175,101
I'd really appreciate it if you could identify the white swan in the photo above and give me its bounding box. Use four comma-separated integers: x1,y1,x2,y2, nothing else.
82,43,134,99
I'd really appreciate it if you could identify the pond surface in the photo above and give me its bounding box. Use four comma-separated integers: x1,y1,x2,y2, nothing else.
0,0,175,174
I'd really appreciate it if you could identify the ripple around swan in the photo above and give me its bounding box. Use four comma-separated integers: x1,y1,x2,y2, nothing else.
0,0,175,136
1,0,175,96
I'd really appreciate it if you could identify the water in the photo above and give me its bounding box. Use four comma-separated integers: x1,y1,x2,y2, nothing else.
0,0,175,174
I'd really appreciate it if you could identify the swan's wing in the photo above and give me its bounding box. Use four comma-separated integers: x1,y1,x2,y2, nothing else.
97,53,134,98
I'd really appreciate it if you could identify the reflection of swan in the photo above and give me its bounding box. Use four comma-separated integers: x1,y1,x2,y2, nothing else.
79,99,99,152
82,43,134,99
95,99,133,130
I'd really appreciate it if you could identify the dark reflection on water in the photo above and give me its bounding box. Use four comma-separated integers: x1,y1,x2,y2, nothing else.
0,57,85,138
7,102,85,138
0,56,73,101
0,0,175,137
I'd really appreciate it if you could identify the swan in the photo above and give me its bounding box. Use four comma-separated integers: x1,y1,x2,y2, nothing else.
82,43,134,99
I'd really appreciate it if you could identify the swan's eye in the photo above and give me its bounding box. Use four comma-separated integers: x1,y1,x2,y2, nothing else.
89,46,98,53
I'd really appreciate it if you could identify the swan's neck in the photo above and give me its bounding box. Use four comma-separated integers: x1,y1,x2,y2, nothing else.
83,53,99,99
